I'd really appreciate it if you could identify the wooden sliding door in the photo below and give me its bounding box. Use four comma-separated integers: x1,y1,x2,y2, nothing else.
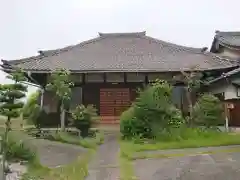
100,88,130,123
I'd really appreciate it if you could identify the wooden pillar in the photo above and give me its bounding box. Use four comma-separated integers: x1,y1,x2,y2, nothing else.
40,89,44,109
124,72,127,84
224,100,234,132
144,73,148,85
103,73,106,83
224,102,229,132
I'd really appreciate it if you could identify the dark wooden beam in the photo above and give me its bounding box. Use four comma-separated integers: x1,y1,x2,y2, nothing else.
82,73,86,85
103,73,106,83
145,73,148,84
124,72,127,84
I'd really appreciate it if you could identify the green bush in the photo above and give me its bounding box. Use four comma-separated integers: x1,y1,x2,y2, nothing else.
192,94,224,128
23,91,40,120
28,105,42,127
70,104,98,137
5,131,37,162
120,107,144,139
120,80,185,139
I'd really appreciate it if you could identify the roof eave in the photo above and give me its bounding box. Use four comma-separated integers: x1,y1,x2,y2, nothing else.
3,65,237,74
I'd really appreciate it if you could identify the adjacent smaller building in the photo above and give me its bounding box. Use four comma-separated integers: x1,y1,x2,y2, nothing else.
210,30,240,59
210,31,240,127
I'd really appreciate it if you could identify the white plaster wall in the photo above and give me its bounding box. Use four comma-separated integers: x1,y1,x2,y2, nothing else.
211,84,238,100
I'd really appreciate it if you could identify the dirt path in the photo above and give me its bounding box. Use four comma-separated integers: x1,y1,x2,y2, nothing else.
85,133,120,180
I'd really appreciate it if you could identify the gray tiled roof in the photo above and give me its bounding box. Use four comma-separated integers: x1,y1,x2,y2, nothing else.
211,31,240,51
2,31,238,72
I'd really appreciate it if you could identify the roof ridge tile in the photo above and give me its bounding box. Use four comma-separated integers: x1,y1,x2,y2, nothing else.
98,31,146,37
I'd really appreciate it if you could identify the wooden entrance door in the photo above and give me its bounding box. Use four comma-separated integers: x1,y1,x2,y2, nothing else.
100,88,130,123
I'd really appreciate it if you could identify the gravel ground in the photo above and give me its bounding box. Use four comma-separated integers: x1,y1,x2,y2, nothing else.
134,152,240,180
6,163,27,180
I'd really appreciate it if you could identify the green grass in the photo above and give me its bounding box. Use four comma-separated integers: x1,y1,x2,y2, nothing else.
0,130,46,179
119,147,137,180
0,130,38,162
130,147,240,160
21,158,50,180
22,149,94,180
45,131,104,149
123,133,240,151
121,130,240,159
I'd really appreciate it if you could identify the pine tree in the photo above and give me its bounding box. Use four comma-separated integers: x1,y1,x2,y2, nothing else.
0,69,27,178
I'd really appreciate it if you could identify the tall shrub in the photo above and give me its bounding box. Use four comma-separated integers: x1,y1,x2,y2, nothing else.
22,90,41,125
120,80,184,139
192,94,224,128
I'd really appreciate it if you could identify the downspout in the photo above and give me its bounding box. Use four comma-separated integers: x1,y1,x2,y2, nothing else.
40,89,44,109
222,73,229,132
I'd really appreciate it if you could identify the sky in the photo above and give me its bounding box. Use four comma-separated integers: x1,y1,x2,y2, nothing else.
0,0,240,97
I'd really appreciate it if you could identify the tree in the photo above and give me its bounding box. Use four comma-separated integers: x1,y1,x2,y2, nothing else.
175,65,219,127
0,69,27,178
22,90,40,119
22,90,41,127
192,94,224,128
46,69,73,131
179,65,203,126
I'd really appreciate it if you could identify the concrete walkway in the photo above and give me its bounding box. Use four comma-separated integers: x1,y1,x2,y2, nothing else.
134,151,240,180
133,145,240,180
29,138,87,168
85,133,120,180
